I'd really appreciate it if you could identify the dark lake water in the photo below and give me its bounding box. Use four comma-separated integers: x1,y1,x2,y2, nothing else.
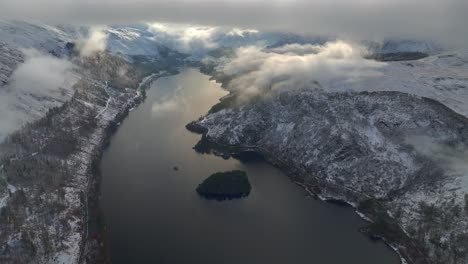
100,68,400,264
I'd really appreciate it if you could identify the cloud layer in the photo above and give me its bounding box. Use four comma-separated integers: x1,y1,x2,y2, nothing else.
220,41,384,100
0,50,75,140
1,0,467,47
146,22,263,56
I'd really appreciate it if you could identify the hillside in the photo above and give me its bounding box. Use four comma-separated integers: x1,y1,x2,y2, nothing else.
190,90,468,263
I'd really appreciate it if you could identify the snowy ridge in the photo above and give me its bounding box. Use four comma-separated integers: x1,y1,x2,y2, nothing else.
0,20,71,56
323,52,468,119
105,26,163,56
368,40,441,55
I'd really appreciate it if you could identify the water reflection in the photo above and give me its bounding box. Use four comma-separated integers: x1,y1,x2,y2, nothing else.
100,68,400,264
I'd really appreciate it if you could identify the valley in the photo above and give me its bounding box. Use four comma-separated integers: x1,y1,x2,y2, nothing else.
0,19,467,264
99,68,400,264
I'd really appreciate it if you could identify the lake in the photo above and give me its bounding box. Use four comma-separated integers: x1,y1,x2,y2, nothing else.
100,68,400,264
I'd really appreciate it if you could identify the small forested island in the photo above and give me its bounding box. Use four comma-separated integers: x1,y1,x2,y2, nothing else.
196,170,251,200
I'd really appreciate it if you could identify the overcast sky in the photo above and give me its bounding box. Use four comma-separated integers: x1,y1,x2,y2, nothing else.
1,0,467,47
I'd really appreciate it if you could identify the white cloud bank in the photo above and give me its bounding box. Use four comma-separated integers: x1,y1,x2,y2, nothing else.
10,50,75,93
220,41,384,99
0,50,75,140
147,22,260,55
148,23,219,54
0,0,466,48
77,27,109,57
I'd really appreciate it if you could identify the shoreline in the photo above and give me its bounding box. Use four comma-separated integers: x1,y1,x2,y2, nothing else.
293,181,408,264
186,66,438,263
79,70,177,263
185,124,428,264
84,67,418,264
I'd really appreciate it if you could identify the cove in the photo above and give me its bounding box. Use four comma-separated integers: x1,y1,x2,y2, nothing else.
99,68,400,264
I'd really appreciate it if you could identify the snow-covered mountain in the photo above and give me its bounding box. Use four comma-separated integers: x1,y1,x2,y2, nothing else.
0,21,182,142
0,20,72,56
105,25,167,56
0,21,75,141
189,89,468,264
0,51,154,264
369,40,441,55
190,40,468,263
322,51,468,117
0,20,166,57
0,19,194,264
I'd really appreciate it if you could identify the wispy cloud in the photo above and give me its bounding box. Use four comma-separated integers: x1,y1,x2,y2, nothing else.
148,23,219,54
405,135,468,179
77,27,109,57
0,50,76,140
220,40,384,100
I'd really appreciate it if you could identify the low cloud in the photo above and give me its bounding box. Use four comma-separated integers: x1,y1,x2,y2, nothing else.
10,50,75,93
147,23,261,56
0,0,467,48
220,40,384,99
148,23,219,54
405,135,468,180
0,50,75,140
77,27,108,57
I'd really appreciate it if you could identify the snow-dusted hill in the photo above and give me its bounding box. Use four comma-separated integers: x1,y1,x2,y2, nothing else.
0,20,180,142
369,40,441,55
0,47,76,141
0,21,79,141
323,51,468,118
0,50,156,264
0,20,183,263
0,20,72,56
190,90,468,264
192,43,468,264
105,25,165,56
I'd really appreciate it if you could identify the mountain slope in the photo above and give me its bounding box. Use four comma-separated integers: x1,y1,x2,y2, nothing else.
0,20,72,56
190,90,468,264
0,42,23,86
0,51,149,264
323,51,468,118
